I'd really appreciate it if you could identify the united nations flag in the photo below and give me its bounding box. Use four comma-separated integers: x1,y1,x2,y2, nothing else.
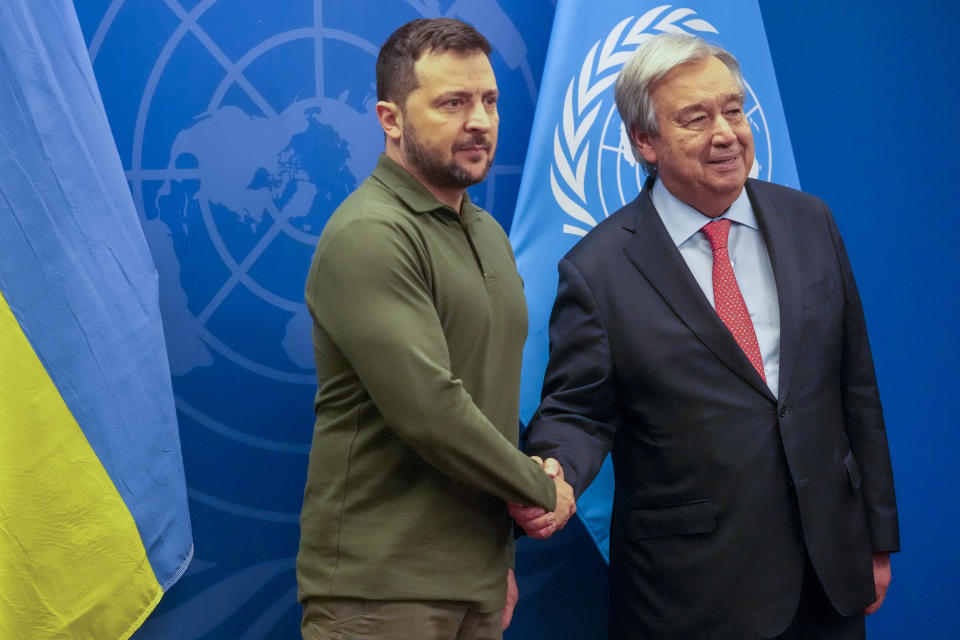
510,0,801,565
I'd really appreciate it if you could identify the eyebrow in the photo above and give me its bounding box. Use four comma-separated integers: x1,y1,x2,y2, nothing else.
675,93,744,118
432,88,498,103
720,92,745,106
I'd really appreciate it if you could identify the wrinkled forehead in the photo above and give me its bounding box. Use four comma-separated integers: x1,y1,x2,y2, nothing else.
653,57,742,109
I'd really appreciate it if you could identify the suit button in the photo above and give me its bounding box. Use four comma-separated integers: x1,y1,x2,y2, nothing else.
779,405,789,418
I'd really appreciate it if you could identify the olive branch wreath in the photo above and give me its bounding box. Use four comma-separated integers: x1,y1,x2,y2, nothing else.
550,5,719,236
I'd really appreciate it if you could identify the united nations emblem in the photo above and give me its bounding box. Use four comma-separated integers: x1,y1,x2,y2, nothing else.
81,2,552,637
549,5,773,237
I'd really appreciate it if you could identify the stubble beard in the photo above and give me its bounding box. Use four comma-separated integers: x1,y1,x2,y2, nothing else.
403,119,495,190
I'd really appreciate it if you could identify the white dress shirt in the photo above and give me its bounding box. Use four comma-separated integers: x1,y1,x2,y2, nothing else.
650,178,781,397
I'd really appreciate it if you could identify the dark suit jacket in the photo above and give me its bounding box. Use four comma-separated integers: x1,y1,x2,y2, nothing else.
525,179,899,639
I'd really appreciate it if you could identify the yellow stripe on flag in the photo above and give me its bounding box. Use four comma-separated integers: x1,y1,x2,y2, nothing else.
0,291,164,640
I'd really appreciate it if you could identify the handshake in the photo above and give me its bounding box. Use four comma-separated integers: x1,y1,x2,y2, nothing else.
508,456,577,539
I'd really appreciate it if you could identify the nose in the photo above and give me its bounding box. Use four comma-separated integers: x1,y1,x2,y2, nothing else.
465,100,492,132
711,113,736,145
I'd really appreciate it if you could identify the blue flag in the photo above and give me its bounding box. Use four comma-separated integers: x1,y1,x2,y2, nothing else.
0,1,192,637
510,0,800,560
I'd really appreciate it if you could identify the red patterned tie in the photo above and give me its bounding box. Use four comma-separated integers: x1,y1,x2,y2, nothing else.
702,219,766,382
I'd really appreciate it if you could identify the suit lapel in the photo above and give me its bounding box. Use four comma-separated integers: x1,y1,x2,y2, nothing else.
746,180,801,407
621,190,775,400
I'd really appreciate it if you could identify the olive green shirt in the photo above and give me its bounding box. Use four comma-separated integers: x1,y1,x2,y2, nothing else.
297,154,556,612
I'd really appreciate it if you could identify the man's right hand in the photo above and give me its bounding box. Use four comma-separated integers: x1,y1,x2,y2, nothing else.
545,458,576,530
508,457,576,539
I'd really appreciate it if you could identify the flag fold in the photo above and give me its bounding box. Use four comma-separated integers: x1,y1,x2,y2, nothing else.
0,1,193,638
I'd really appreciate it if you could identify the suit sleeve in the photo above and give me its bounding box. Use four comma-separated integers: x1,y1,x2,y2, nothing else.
524,257,619,497
827,209,900,552
307,216,556,511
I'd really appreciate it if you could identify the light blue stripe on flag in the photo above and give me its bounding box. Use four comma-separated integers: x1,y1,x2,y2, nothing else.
0,0,192,587
510,0,800,560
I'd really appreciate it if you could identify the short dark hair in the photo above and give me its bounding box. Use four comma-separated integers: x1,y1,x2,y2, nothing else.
376,18,492,108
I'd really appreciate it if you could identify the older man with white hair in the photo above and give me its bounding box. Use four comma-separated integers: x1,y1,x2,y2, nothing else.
516,33,899,639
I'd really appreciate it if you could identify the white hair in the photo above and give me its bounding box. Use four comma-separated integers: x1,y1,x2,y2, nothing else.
614,33,746,176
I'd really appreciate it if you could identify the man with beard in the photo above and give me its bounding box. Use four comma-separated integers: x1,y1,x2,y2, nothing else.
297,18,575,640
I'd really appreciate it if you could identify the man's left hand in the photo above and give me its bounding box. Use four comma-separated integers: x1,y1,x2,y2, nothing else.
864,552,891,615
502,568,518,630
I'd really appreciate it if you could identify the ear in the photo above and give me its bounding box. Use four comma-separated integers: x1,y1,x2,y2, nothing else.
376,100,402,142
630,126,658,167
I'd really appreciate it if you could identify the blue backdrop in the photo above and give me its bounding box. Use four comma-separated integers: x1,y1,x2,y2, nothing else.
71,1,958,638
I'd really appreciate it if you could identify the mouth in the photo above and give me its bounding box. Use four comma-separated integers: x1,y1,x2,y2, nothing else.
454,137,492,155
708,154,742,169
455,144,491,156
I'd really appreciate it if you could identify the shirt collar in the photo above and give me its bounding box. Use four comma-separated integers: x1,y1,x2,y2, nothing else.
650,177,758,248
371,153,478,219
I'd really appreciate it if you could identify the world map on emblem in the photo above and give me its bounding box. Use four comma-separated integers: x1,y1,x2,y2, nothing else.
80,1,553,636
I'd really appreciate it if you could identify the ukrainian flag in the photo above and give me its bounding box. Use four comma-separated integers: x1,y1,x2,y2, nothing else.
0,2,193,638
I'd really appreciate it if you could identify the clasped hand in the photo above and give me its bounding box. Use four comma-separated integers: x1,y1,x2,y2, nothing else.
507,456,576,539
